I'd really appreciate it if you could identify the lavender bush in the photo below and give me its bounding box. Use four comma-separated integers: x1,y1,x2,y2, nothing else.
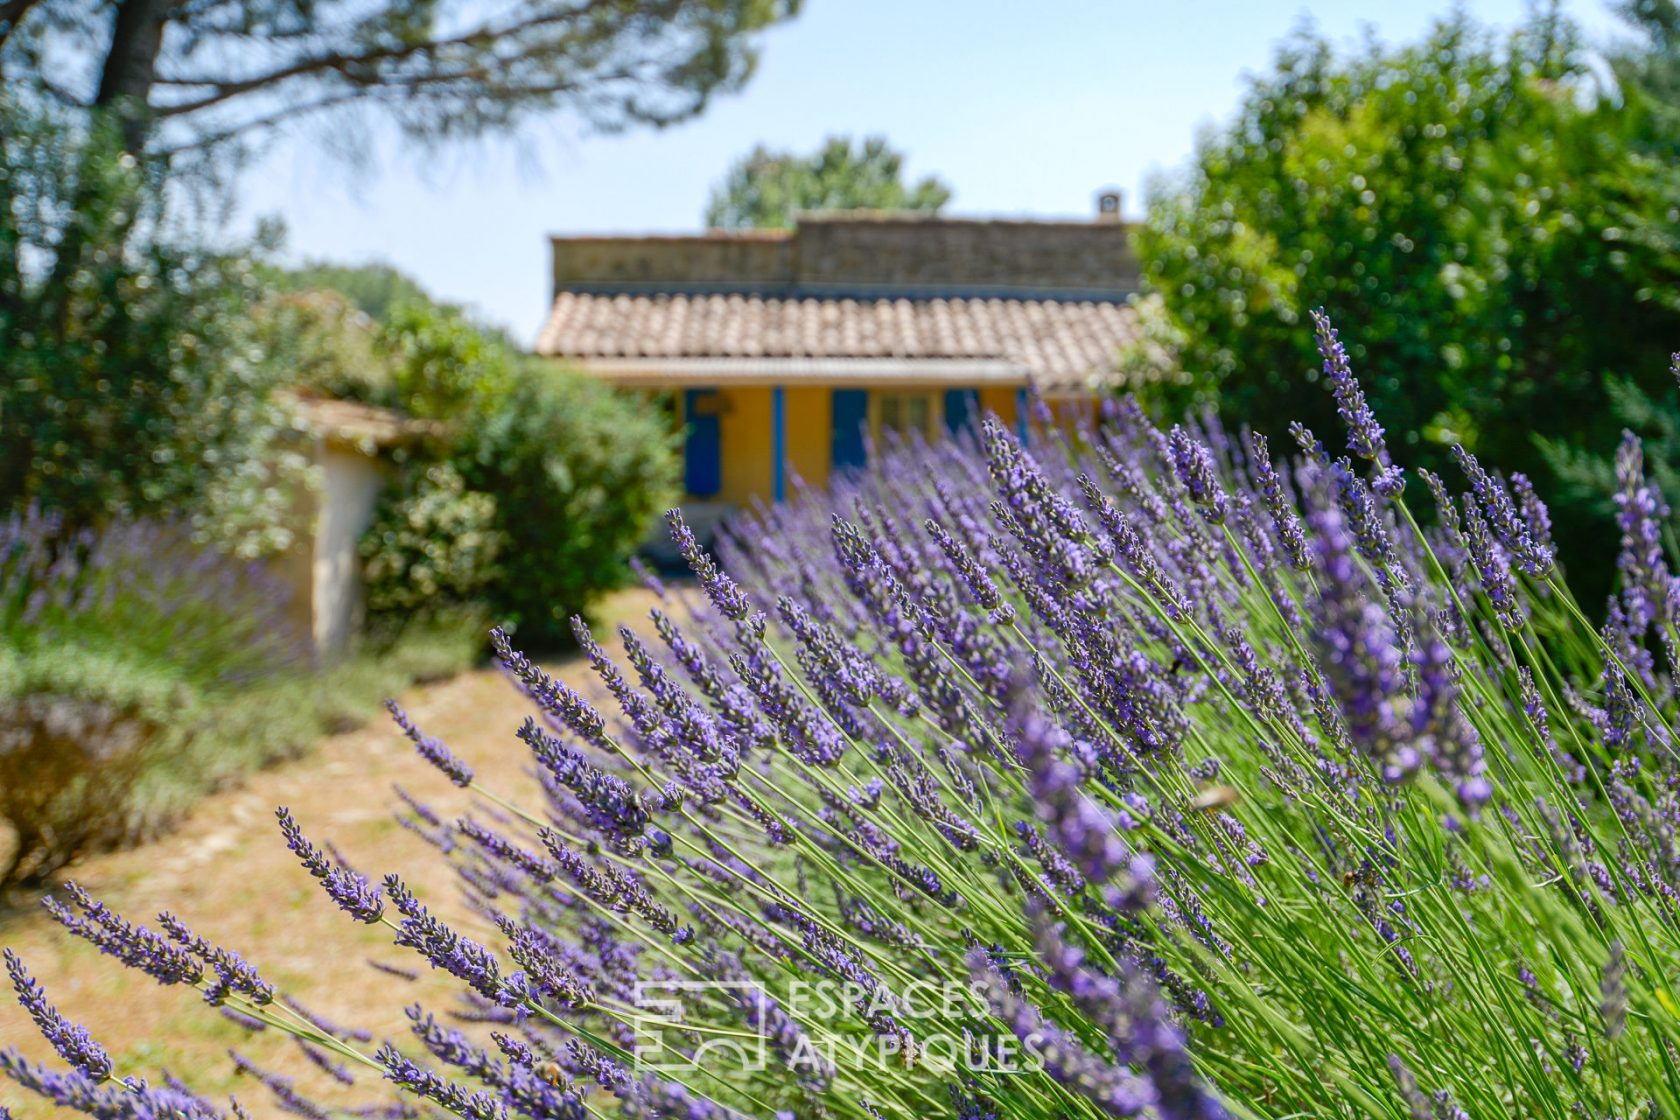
0,512,305,889
0,511,476,893
9,315,1680,1118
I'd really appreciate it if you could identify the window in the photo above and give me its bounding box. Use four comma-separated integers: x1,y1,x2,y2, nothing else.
874,392,937,440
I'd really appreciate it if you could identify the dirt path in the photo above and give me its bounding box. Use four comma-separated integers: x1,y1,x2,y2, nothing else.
0,589,666,1117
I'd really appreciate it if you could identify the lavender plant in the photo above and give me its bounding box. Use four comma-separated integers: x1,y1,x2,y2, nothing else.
10,317,1680,1118
0,512,306,889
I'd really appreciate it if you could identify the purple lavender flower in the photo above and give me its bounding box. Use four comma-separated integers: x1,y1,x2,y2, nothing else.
667,508,764,633
1410,633,1490,808
539,832,692,942
1510,473,1553,558
276,808,384,922
1601,940,1628,1040
1078,475,1189,618
1311,308,1403,496
1006,679,1142,888
42,883,204,988
1614,431,1673,632
376,1043,507,1120
386,699,473,787
1247,433,1311,570
924,517,1014,621
497,918,595,1007
5,949,112,1080
383,875,524,1006
229,1050,334,1118
156,913,275,1006
490,626,610,747
1461,499,1523,631
968,946,1160,1117
1452,444,1553,577
1305,491,1413,783
514,716,650,841
1168,425,1229,523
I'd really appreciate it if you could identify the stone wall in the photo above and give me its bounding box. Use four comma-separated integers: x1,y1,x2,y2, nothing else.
552,231,791,293
795,215,1138,298
551,212,1140,301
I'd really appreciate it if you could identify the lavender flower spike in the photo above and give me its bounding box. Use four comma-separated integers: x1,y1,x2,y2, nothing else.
276,807,384,923
1168,425,1229,523
1310,308,1403,496
5,949,113,1080
156,913,275,1007
376,1043,506,1120
1451,444,1553,578
667,508,763,631
1601,940,1628,1041
41,883,203,989
386,699,473,787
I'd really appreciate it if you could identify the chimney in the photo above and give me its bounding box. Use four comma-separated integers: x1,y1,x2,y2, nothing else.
1095,188,1124,223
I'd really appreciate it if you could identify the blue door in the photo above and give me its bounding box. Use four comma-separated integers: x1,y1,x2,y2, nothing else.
943,388,978,436
831,389,869,473
684,388,722,497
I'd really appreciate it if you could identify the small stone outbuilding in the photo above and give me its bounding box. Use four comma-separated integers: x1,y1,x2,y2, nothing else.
275,394,435,660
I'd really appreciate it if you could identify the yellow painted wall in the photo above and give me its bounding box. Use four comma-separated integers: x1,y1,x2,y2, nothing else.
784,386,831,492
980,386,1019,428
718,386,773,505
688,385,832,504
670,382,1046,506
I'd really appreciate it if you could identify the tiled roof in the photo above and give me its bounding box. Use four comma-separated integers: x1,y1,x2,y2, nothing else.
535,292,1137,395
280,392,440,450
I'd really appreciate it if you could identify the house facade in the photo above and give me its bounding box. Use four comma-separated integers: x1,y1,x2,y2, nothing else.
534,198,1142,512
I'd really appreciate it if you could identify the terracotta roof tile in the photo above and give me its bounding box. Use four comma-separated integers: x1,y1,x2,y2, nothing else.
535,292,1137,395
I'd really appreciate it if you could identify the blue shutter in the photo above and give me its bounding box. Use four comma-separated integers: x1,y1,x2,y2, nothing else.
830,389,869,472
943,388,977,436
683,389,722,497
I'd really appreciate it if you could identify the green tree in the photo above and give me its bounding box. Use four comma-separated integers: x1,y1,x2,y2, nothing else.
3,0,799,377
1134,11,1680,592
1609,0,1680,150
704,135,952,229
0,100,298,554
1,0,799,157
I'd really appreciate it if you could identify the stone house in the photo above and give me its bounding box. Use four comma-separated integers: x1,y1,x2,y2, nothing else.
534,194,1142,523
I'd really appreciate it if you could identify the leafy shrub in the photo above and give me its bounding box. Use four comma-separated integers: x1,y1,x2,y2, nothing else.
1135,10,1680,598
372,300,519,422
0,684,161,895
254,289,393,407
263,260,435,324
360,462,503,615
452,363,678,644
330,291,679,644
0,511,483,894
269,279,679,640
1542,368,1680,534
15,315,1680,1118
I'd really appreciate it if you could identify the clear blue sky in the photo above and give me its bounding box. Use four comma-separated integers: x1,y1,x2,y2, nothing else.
238,0,1628,340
